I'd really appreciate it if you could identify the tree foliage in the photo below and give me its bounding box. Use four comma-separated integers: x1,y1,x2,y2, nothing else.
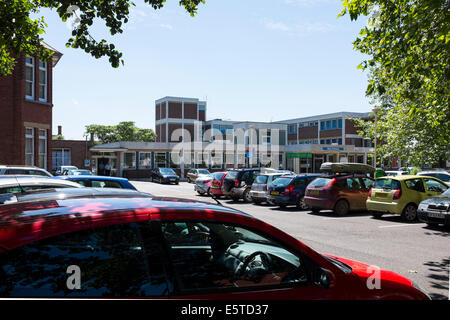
85,121,156,144
340,0,449,166
0,0,205,76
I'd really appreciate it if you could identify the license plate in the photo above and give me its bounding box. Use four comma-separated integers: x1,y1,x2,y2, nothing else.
309,190,320,195
212,182,219,187
428,211,445,219
376,193,388,198
270,191,279,195
170,179,175,181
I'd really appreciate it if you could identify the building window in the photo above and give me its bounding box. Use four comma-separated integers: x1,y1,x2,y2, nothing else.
288,124,297,134
155,153,166,168
138,152,151,168
25,56,34,100
52,148,71,171
338,119,343,129
25,128,34,166
38,129,47,169
38,61,47,102
332,119,337,129
124,152,136,169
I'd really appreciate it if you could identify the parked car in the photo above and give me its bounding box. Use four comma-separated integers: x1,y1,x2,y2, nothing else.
221,168,261,202
208,171,228,198
0,187,146,207
194,174,214,195
417,171,450,186
54,165,78,176
417,188,450,227
53,175,136,190
64,169,93,176
249,173,286,204
366,175,449,222
304,163,375,216
304,175,375,215
0,176,82,204
385,170,409,176
186,168,211,183
0,165,53,177
150,168,180,184
0,192,430,299
268,174,321,209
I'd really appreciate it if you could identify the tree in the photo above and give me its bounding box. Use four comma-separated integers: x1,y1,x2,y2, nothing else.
0,0,205,76
340,0,449,166
85,121,156,144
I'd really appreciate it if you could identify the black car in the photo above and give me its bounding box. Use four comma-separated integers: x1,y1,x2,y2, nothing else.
268,174,321,209
150,168,179,184
417,188,450,227
221,168,261,202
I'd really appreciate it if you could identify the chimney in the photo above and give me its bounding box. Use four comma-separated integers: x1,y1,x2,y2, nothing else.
58,125,62,136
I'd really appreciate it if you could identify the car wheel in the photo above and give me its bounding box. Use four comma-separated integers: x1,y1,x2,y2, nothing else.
334,200,349,216
197,190,205,195
401,204,418,222
243,189,252,203
296,196,309,210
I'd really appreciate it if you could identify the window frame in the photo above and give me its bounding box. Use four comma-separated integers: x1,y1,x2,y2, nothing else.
25,56,35,100
25,127,34,166
38,60,47,102
38,129,47,169
158,219,322,296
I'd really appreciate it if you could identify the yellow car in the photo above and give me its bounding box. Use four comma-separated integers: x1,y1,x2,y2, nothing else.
366,175,449,222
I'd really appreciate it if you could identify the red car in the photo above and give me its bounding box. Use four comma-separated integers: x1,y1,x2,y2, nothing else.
208,171,228,197
0,189,429,299
304,174,375,216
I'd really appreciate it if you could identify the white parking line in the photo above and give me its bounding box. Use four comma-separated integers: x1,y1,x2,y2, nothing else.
378,224,421,228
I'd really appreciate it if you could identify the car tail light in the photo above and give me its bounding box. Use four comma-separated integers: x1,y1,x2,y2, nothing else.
284,185,294,195
235,179,240,187
204,180,211,184
368,188,372,198
393,189,402,200
328,178,337,187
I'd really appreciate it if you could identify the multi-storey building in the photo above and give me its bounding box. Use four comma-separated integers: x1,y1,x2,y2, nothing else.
91,96,374,178
0,43,62,170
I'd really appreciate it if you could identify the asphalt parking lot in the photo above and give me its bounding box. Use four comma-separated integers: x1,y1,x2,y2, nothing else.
131,180,449,300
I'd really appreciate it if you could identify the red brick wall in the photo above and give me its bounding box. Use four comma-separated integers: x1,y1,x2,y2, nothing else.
155,103,160,121
168,102,182,118
298,126,318,139
168,123,182,142
155,124,161,142
345,119,358,134
320,129,342,138
160,123,166,143
184,103,197,119
199,109,205,121
52,139,93,173
184,123,194,141
161,102,166,119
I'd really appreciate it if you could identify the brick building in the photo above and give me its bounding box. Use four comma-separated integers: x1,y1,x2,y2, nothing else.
51,126,93,174
0,43,62,170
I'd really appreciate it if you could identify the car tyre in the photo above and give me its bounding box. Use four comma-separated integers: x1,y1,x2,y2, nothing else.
243,189,252,203
334,200,349,216
401,204,418,222
296,196,309,210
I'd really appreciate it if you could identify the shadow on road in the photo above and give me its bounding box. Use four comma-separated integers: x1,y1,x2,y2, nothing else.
422,224,450,237
424,257,449,300
306,210,373,218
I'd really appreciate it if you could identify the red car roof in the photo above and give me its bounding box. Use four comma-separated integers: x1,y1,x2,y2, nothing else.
0,195,250,251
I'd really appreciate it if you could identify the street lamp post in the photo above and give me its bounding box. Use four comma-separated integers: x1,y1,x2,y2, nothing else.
372,108,380,177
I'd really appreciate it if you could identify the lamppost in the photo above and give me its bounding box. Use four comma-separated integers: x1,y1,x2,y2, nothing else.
372,107,380,176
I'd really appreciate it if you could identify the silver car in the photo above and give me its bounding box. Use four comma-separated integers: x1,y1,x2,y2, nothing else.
194,174,214,195
0,165,53,177
0,176,82,204
249,173,285,204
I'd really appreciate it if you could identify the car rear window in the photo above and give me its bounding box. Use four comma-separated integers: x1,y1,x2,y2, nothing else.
198,170,210,174
271,177,293,187
255,175,268,184
212,172,225,180
225,171,238,179
308,177,333,187
375,178,401,190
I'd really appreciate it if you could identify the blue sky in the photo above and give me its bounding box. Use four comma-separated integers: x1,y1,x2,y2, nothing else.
39,0,371,140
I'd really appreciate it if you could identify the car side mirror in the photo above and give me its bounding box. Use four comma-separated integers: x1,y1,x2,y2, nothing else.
314,268,335,289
